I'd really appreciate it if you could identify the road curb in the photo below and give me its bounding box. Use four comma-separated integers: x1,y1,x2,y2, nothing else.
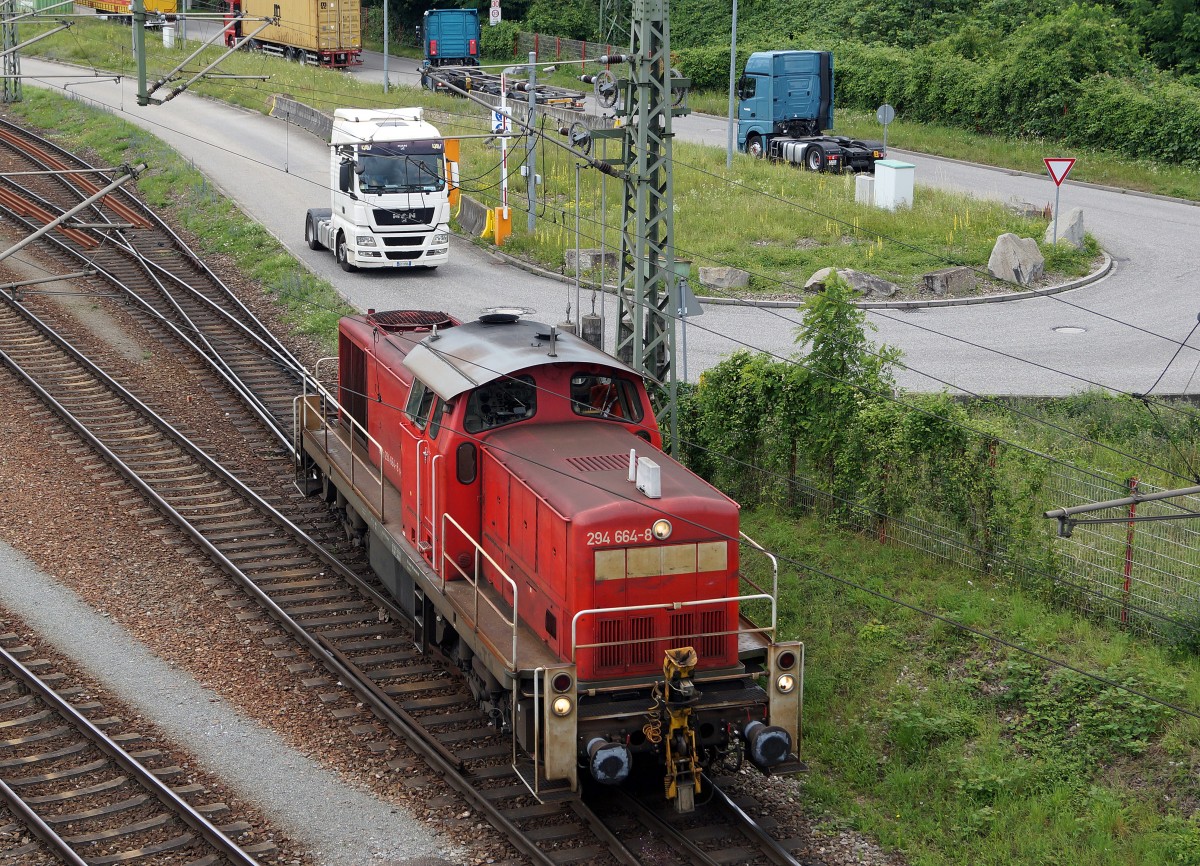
471,238,1116,311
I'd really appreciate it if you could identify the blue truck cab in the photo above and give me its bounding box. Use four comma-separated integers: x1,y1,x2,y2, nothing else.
735,49,882,172
737,50,834,156
422,8,480,67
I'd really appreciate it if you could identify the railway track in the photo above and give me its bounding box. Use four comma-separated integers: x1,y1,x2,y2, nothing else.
0,630,269,865
0,117,306,452
0,122,816,866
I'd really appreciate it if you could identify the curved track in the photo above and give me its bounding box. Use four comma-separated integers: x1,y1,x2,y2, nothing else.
0,117,306,452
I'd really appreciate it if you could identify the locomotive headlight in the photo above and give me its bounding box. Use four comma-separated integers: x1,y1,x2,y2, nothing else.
776,673,796,694
651,519,672,540
356,235,377,246
551,696,573,717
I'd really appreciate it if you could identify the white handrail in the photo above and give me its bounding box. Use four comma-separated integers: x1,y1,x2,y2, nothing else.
293,370,387,519
739,529,779,610
569,593,776,663
440,511,520,671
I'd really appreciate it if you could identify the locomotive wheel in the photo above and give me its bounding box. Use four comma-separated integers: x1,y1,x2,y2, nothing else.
746,134,764,159
805,147,823,172
336,235,357,272
305,217,323,251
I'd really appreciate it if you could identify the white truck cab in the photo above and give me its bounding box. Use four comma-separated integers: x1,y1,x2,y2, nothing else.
305,108,451,271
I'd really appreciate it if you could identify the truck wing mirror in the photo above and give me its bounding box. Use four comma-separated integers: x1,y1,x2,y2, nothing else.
736,75,754,100
338,160,354,193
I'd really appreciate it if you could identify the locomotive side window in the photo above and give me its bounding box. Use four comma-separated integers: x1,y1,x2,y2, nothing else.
463,375,536,433
405,379,436,430
428,399,450,439
570,375,644,422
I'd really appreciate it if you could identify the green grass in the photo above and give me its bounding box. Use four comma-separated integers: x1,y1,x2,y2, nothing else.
14,31,1200,866
746,505,1200,866
26,22,1096,296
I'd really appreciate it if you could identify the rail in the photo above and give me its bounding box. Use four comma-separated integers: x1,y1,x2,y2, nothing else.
569,593,777,662
440,511,521,671
295,361,386,519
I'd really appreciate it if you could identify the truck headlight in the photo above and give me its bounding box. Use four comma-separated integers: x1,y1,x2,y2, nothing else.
432,231,449,245
356,235,377,246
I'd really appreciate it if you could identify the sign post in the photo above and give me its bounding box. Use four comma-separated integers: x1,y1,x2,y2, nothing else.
876,103,895,154
1043,157,1076,244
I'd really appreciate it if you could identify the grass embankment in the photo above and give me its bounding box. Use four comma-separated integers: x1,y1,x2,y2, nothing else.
10,37,1200,866
28,22,1096,297
748,505,1200,865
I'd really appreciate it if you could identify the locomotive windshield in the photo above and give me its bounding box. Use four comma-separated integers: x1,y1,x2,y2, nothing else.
463,375,537,433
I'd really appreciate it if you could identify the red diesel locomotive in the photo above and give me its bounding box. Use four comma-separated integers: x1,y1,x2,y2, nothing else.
295,309,802,811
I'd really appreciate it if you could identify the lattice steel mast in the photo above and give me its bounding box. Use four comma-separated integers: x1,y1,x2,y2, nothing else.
2,0,20,104
601,0,688,448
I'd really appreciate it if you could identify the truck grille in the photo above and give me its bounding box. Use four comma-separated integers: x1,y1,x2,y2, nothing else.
374,207,435,227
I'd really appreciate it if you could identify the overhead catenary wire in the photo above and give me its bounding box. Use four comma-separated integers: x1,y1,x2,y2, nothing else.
17,49,1200,492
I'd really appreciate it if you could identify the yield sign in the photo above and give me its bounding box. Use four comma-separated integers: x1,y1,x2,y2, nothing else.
1044,157,1076,186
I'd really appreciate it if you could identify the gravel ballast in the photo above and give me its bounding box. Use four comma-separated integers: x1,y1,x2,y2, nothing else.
0,540,459,866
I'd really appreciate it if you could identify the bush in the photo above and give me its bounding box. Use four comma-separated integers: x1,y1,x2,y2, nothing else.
481,20,520,59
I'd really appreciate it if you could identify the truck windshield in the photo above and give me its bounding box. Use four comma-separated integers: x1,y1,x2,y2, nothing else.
357,153,445,194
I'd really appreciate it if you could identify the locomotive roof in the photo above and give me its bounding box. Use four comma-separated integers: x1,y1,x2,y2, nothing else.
403,316,638,401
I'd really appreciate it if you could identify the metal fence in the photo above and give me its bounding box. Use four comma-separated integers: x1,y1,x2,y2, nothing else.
515,32,621,72
767,451,1200,646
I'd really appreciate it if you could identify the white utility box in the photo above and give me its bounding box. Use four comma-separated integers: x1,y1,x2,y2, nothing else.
855,174,875,205
873,159,915,210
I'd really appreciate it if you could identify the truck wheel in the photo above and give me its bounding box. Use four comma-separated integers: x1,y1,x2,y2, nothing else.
305,217,322,251
336,235,357,272
746,134,765,159
805,147,823,172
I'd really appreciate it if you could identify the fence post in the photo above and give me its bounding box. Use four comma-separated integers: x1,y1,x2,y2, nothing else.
605,45,611,69
582,39,586,68
556,36,560,59
534,32,539,59
1122,476,1138,626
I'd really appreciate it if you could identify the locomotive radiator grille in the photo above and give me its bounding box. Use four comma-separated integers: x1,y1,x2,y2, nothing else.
592,609,728,673
596,618,624,669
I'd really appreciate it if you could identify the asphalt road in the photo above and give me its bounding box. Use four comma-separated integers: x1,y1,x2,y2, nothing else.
19,45,1200,397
